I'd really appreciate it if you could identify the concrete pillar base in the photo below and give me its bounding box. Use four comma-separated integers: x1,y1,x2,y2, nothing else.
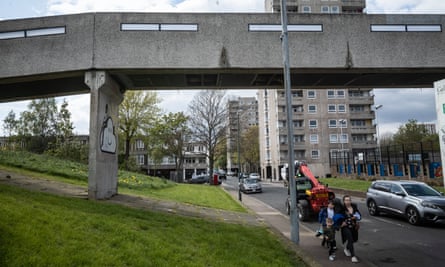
85,71,123,200
434,79,445,190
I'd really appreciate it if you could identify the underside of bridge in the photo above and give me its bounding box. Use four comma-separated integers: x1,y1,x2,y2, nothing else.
1,68,444,102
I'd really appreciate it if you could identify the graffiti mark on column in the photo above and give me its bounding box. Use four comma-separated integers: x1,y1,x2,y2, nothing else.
100,104,117,154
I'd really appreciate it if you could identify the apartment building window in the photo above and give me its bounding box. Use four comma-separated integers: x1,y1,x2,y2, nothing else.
328,104,336,113
294,135,305,143
339,119,347,127
337,90,345,98
198,158,206,164
351,120,366,127
328,90,345,98
308,104,317,113
310,134,319,144
331,6,340,13
293,105,304,113
340,134,349,144
321,6,330,13
137,155,144,165
293,120,304,128
136,139,144,150
338,104,346,113
307,90,316,99
302,6,311,13
278,120,286,128
311,150,320,159
309,120,318,128
295,150,305,159
330,134,338,143
352,134,368,143
279,135,287,145
350,105,365,112
329,119,337,128
292,90,303,98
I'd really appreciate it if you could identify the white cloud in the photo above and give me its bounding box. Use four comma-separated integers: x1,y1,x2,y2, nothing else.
46,0,264,15
367,0,445,13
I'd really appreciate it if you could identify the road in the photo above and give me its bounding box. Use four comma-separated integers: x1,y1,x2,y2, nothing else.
223,176,445,267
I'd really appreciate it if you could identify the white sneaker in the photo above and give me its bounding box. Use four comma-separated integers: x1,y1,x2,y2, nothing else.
344,248,352,257
329,255,335,261
351,256,359,263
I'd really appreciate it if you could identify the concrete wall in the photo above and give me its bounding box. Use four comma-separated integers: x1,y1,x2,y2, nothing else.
1,13,444,79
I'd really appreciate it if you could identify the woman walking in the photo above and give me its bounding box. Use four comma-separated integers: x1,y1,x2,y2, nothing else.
339,195,361,263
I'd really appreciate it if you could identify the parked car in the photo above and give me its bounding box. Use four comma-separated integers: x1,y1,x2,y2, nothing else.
227,170,235,176
366,180,445,225
189,174,209,184
240,178,262,194
249,173,260,179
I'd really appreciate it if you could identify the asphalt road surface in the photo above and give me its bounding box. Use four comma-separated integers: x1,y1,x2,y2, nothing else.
224,176,445,267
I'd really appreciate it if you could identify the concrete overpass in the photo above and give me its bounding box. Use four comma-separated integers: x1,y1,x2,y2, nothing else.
1,13,445,198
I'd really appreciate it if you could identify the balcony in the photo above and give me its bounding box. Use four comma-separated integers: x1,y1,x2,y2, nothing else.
271,0,298,12
351,126,376,134
350,111,375,120
351,140,377,149
348,96,374,105
341,0,365,13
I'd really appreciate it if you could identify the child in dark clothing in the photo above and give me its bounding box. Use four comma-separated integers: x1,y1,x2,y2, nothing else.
324,217,337,261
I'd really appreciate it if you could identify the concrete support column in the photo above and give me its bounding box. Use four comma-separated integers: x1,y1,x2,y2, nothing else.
85,71,124,199
434,79,445,189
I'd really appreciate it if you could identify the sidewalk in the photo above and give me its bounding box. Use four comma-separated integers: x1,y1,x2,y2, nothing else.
225,187,372,267
0,170,371,266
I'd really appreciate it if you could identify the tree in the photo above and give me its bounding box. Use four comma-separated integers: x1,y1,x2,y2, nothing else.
55,100,74,142
119,91,161,169
20,98,59,137
188,90,227,178
393,119,436,144
148,112,190,182
241,125,260,173
8,98,74,153
214,140,227,170
3,110,18,136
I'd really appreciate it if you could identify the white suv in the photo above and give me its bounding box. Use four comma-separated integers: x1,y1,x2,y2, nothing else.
366,180,445,225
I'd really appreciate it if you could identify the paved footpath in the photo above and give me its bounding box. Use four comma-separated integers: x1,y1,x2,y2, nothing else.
0,170,372,267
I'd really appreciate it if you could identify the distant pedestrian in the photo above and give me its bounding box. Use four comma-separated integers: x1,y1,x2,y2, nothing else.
339,195,361,263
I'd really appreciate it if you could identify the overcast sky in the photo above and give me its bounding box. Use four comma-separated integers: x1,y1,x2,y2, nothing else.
0,0,444,135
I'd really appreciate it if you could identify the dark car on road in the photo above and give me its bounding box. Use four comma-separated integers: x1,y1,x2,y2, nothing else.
366,180,445,225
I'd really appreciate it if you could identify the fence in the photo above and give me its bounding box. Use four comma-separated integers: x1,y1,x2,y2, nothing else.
329,141,442,181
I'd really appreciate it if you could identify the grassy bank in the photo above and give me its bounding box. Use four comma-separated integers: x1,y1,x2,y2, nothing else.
0,151,244,212
0,184,305,266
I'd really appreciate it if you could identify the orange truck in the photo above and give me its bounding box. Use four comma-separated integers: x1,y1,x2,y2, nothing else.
284,161,335,221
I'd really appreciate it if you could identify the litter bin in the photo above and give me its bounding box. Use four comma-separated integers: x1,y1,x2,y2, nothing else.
212,174,219,185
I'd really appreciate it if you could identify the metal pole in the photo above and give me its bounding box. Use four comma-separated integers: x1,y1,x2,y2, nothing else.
280,0,299,244
237,112,242,202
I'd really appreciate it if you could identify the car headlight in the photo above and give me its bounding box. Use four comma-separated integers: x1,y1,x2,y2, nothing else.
421,201,438,209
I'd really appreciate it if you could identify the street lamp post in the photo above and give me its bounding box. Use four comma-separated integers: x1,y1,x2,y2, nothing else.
237,111,242,202
375,104,383,175
280,0,299,244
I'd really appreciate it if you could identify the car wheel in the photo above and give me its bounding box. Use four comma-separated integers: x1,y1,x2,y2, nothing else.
406,206,421,225
298,200,310,221
367,200,380,216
